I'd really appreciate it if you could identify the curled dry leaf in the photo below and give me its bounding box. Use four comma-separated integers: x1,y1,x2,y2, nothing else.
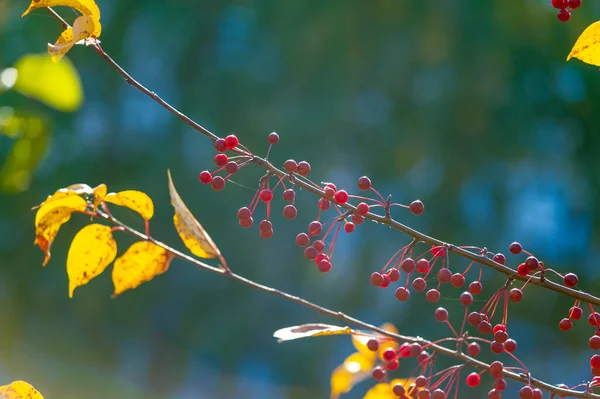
167,170,221,260
0,380,44,399
48,15,102,63
34,188,88,266
104,190,154,220
67,223,117,297
273,324,355,343
112,241,174,297
567,21,600,66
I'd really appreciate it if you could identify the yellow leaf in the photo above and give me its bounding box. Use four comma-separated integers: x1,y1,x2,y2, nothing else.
112,241,174,297
22,0,101,20
67,224,117,297
273,324,355,343
567,21,600,66
331,352,375,399
362,379,417,399
167,170,221,259
13,54,82,111
48,15,102,63
0,380,44,399
91,183,107,211
34,190,87,266
104,190,154,220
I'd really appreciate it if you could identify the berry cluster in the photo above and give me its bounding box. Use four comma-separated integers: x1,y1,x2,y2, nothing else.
551,0,582,22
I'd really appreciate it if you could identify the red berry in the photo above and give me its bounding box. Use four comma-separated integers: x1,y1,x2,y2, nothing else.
509,242,522,255
318,198,331,210
488,389,501,399
308,221,323,235
295,233,310,247
468,312,482,326
392,384,406,396
490,361,503,378
380,274,391,288
225,161,239,174
283,159,297,173
239,217,253,228
494,378,506,391
259,219,272,232
325,183,337,192
383,348,396,361
357,176,372,190
593,367,600,376
267,132,279,144
334,190,349,204
557,9,571,22
315,254,329,264
509,288,523,303
211,176,225,191
431,389,445,399
434,307,448,322
520,386,533,399
563,273,578,287
237,207,252,220
460,291,473,306
466,372,480,388
559,318,572,331
351,214,364,224
224,134,239,149
317,259,332,273
260,189,273,202
551,0,568,8
260,228,273,239
214,153,228,166
450,273,465,288
415,376,427,387
569,0,582,8
303,246,318,260
367,339,379,352
532,388,542,399
478,320,492,335
591,355,600,368
425,289,440,303
297,161,311,176
324,187,335,198
401,258,416,273
370,272,384,286
372,366,386,381
493,324,506,334
589,312,600,326
469,281,482,295
416,258,430,273
198,170,212,184
467,342,480,357
493,253,506,265
388,268,400,282
431,245,445,257
356,202,369,215
283,205,297,220
410,200,424,215
344,222,355,233
214,138,227,152
569,306,583,320
490,341,504,354
517,263,529,276
590,335,600,350
282,189,295,202
312,240,325,253
504,339,517,353
386,359,399,371
494,330,508,344
525,256,539,271
412,277,427,292
437,268,451,283
395,287,410,301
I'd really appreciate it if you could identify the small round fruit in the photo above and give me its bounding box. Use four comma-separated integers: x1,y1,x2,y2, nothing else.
198,170,212,184
268,132,279,144
410,200,424,215
357,176,372,190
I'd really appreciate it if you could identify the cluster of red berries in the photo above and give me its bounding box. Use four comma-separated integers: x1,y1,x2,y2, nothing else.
551,0,582,22
198,134,244,190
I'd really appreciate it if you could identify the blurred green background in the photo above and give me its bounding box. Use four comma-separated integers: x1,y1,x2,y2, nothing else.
2,0,600,398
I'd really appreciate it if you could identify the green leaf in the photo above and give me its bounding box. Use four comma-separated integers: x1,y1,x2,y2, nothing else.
13,53,83,112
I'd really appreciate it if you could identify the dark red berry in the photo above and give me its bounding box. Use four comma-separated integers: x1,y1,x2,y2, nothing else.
239,216,253,228
551,0,568,8
372,366,386,381
493,324,506,334
297,161,311,176
591,354,600,368
395,287,410,301
315,254,329,264
416,258,430,273
494,378,506,391
468,281,482,295
260,189,273,202
237,207,251,220
367,339,379,352
214,153,228,166
488,389,501,399
224,134,239,149
509,288,523,303
260,228,273,239
466,372,480,388
312,240,325,253
425,289,440,303
401,258,415,273
494,330,508,344
198,170,212,184
450,273,465,288
308,221,323,235
225,161,239,174
211,176,225,191
478,320,492,335
259,220,272,232
412,277,427,292
493,253,506,265
295,233,310,247
569,306,583,320
460,291,473,306
434,307,448,322
351,214,364,224
590,312,600,326
557,9,571,22
431,389,445,399
415,376,427,387
357,176,372,190
383,348,396,361
386,359,399,371
509,242,522,255
468,312,482,326
303,246,318,260
519,386,533,399
283,159,297,173
318,198,331,210
344,222,355,233
569,0,582,8
392,384,405,396
283,205,297,220
370,272,384,286
410,200,424,215
559,318,572,331
517,263,529,276
317,259,332,273
563,273,578,287
504,339,517,353
437,268,452,283
356,202,369,215
431,245,445,257
388,268,400,282
380,274,391,288
214,138,227,152
532,388,542,399
282,189,295,201
324,187,335,198
467,342,480,357
267,132,279,144
590,335,600,350
525,256,539,271
334,190,349,204
490,361,503,378
490,341,504,354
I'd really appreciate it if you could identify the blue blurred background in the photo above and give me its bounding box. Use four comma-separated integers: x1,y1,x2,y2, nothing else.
2,0,600,397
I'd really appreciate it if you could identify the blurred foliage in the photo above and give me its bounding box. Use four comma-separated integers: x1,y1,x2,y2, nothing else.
2,0,600,398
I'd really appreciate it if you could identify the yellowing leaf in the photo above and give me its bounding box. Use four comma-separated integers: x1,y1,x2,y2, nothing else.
331,352,375,399
167,170,221,259
104,190,154,220
34,191,87,266
273,324,355,343
0,380,44,399
362,383,396,399
48,15,102,63
567,21,600,66
13,54,82,111
91,184,107,210
22,0,101,20
67,224,117,297
112,241,174,297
